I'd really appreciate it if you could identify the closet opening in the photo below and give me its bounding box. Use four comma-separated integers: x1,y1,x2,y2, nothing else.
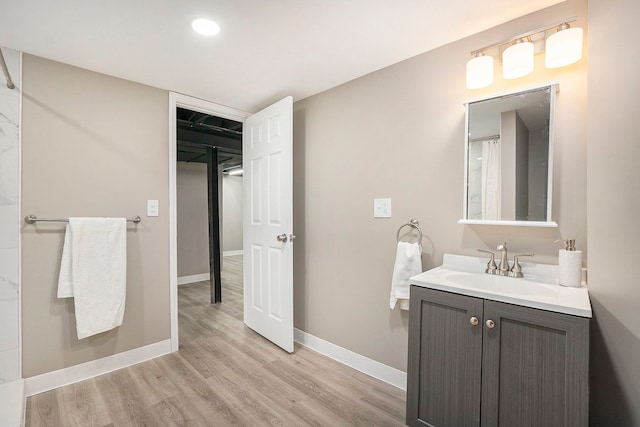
176,107,243,304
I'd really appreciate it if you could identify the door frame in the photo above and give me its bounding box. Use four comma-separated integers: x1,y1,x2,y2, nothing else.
169,92,250,352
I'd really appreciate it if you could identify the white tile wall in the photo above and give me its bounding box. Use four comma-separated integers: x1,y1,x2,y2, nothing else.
0,46,21,384
0,249,18,301
0,348,19,385
0,299,18,352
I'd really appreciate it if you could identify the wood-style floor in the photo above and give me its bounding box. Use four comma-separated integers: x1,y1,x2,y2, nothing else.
25,256,406,426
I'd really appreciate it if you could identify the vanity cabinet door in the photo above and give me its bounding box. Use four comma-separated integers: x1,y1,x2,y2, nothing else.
406,286,484,427
480,300,589,427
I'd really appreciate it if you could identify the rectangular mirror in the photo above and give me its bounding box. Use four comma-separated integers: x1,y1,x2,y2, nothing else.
460,84,558,227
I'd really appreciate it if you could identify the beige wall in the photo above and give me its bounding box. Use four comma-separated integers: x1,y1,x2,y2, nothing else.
176,161,237,277
293,0,587,372
222,175,243,253
21,55,170,377
587,0,640,424
176,162,209,277
14,2,640,421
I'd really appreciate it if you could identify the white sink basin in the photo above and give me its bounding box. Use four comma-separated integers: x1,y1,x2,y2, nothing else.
446,272,556,298
409,254,592,318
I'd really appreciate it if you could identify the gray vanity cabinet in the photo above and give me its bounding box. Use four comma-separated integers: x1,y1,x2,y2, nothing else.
406,286,589,427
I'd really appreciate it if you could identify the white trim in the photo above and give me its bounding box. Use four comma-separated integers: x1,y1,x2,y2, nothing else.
462,81,560,106
546,85,556,223
170,93,250,122
169,92,250,353
462,99,469,222
18,50,23,383
223,250,243,257
0,379,24,427
24,339,171,397
461,83,559,226
178,273,210,285
169,93,178,352
293,328,407,391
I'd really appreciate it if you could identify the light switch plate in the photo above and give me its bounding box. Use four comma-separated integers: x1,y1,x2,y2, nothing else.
374,198,392,218
147,200,159,217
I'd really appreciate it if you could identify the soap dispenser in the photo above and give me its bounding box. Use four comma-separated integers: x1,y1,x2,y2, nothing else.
555,239,582,287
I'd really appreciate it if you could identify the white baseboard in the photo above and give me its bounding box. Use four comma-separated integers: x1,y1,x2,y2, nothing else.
0,379,24,427
293,328,407,391
24,339,172,397
223,250,243,257
177,273,210,285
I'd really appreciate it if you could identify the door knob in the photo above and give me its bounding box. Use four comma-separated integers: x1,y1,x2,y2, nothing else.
276,233,288,243
486,319,495,329
470,316,479,326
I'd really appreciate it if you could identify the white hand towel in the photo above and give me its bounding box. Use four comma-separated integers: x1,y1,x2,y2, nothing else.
390,242,422,310
57,225,74,298
57,217,127,339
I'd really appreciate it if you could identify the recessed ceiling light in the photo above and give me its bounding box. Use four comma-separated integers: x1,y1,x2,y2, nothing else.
191,18,220,36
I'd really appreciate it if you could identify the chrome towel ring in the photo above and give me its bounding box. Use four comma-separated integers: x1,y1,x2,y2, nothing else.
396,219,423,244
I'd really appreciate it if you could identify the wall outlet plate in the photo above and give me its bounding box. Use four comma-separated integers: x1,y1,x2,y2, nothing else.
374,198,392,218
147,200,159,217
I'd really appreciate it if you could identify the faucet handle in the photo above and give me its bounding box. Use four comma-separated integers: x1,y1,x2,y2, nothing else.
510,254,535,277
477,249,497,272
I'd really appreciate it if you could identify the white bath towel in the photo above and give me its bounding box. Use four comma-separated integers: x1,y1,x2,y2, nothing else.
390,242,422,310
58,217,127,339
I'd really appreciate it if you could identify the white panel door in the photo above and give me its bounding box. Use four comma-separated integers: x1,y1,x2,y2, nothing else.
243,96,293,353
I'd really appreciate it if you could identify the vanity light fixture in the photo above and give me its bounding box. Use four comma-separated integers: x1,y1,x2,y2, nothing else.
502,38,534,79
465,17,583,89
191,18,220,36
545,23,583,68
466,52,494,89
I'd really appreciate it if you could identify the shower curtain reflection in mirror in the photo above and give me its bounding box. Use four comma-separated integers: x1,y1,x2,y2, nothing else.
467,138,500,220
481,138,500,219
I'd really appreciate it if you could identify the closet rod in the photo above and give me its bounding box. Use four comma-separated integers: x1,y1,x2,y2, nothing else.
0,49,15,90
24,215,142,224
468,135,500,143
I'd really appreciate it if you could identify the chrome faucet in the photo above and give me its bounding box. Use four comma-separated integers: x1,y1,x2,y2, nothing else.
497,243,509,273
510,254,535,278
478,243,535,278
477,249,497,274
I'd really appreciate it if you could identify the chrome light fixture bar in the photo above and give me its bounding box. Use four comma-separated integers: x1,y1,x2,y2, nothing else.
466,17,582,89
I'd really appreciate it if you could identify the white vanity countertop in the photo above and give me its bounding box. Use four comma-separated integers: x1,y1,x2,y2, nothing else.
409,254,592,318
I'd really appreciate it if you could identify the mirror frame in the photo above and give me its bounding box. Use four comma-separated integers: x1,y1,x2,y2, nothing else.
459,83,558,227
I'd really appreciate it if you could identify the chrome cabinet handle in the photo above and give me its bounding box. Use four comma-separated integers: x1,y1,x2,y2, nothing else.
289,234,296,242
486,319,495,329
470,316,479,326
276,233,288,243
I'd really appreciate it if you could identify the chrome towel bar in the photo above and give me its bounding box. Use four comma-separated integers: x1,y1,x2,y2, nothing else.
396,219,423,244
24,215,142,224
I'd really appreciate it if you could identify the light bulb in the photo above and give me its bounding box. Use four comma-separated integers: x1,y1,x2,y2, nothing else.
545,24,583,68
503,40,534,79
191,18,220,36
466,53,494,89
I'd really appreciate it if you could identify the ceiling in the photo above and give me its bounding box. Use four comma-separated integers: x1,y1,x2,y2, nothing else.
176,108,242,167
0,0,564,113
